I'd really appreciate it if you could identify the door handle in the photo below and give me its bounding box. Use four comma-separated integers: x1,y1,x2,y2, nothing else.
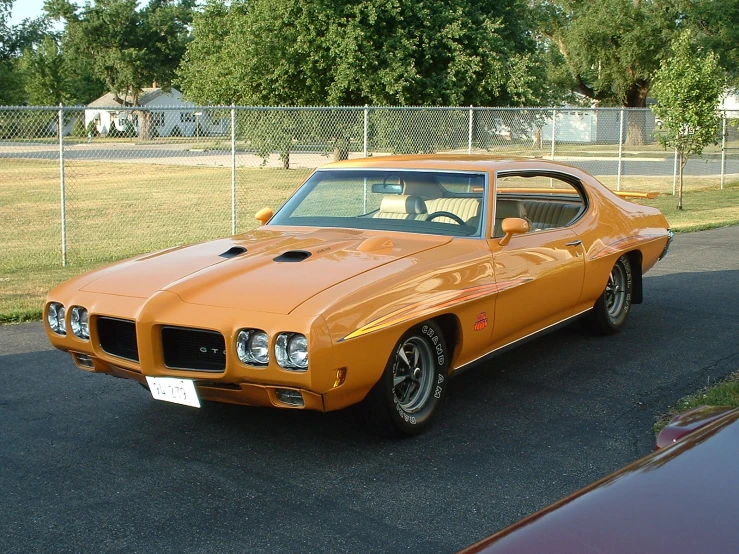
565,240,582,247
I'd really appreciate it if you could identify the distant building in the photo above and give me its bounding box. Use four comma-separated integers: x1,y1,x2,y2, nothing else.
85,88,226,137
720,90,739,115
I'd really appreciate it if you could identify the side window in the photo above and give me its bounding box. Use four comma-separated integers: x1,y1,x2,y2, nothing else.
494,173,586,237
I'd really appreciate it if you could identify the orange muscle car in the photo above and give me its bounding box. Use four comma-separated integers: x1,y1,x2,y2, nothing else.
44,155,672,435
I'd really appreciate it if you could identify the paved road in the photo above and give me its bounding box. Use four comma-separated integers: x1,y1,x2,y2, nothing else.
2,145,739,175
1,226,738,554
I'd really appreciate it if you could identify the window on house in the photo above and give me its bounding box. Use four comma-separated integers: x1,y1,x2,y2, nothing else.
151,112,165,127
180,112,196,123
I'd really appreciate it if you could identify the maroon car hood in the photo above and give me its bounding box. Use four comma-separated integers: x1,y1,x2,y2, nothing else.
461,409,739,554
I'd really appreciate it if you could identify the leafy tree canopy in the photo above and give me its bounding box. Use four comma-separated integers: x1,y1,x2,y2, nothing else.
178,0,549,107
44,0,196,105
534,0,677,108
535,0,738,107
0,0,49,104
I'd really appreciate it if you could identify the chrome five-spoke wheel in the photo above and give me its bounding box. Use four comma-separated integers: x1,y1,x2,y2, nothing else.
361,320,450,436
605,262,628,319
587,254,633,335
392,336,435,413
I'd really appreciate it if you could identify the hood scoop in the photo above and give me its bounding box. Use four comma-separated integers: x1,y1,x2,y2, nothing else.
357,236,394,252
220,246,247,258
274,250,311,263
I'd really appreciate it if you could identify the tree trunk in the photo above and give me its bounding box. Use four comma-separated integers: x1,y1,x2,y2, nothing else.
678,153,686,210
280,148,290,170
137,110,151,141
532,127,543,150
624,80,649,146
333,136,350,161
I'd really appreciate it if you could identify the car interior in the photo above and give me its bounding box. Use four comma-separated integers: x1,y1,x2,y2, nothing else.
370,171,586,238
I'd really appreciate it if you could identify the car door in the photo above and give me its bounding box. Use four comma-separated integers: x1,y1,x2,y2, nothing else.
486,171,586,349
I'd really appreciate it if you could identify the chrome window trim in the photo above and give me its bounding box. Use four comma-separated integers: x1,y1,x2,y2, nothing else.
493,169,590,239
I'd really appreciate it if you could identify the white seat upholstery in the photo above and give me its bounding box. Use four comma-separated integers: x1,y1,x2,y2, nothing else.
522,200,581,230
424,197,481,225
372,195,428,219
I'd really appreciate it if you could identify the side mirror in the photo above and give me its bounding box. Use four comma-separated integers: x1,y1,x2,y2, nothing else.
498,217,529,246
255,207,273,226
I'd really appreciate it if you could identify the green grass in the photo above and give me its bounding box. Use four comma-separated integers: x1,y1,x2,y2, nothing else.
0,159,308,320
1,157,738,322
633,179,739,231
654,371,739,434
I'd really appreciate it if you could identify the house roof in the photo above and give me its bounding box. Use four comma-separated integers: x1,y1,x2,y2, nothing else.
87,88,179,108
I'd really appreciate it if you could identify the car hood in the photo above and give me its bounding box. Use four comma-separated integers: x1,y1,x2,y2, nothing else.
80,227,452,314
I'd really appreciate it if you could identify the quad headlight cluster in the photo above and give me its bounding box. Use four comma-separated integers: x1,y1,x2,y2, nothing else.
70,306,89,340
236,329,270,366
47,303,89,340
275,333,308,371
235,329,308,371
47,302,66,335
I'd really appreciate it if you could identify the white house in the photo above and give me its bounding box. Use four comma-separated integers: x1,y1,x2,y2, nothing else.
85,88,227,137
720,90,739,116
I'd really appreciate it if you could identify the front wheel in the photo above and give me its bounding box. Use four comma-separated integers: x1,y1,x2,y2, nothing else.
586,254,633,335
360,320,450,436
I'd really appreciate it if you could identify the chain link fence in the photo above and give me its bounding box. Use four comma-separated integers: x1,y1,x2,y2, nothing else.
1,105,737,314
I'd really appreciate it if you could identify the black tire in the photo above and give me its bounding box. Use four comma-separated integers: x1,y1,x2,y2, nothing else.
586,254,633,335
360,320,450,436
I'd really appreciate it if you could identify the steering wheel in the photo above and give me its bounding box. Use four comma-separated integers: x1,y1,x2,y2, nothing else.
426,211,466,225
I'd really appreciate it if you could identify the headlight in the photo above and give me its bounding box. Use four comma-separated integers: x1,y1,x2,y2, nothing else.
236,329,269,366
276,333,308,371
47,302,66,335
70,306,89,340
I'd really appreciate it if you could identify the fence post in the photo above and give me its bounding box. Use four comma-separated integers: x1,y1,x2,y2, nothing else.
58,104,67,266
363,105,369,157
720,114,726,190
617,108,625,191
550,109,557,161
672,148,678,195
468,105,474,154
231,105,237,235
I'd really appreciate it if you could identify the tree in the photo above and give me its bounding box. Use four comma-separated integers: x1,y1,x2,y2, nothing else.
534,0,678,144
18,35,66,105
0,0,48,104
45,0,196,106
651,31,724,210
535,0,739,144
179,0,548,167
179,0,547,107
677,0,739,87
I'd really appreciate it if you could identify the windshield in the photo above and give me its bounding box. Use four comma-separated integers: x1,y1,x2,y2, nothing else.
269,169,487,237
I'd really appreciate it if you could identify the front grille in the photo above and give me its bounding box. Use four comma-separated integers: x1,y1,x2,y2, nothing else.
161,326,226,372
97,317,139,362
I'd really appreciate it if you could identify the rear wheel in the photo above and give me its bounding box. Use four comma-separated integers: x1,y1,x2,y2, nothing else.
586,254,633,335
361,320,449,436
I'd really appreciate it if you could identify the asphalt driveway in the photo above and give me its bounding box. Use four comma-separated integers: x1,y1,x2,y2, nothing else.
1,225,738,553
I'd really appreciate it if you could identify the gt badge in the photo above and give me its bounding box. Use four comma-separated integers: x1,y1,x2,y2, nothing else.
474,312,488,331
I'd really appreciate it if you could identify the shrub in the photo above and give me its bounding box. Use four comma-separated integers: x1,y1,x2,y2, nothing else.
71,117,87,137
86,120,99,137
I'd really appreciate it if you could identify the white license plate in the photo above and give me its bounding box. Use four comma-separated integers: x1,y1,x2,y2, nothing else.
146,377,200,408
